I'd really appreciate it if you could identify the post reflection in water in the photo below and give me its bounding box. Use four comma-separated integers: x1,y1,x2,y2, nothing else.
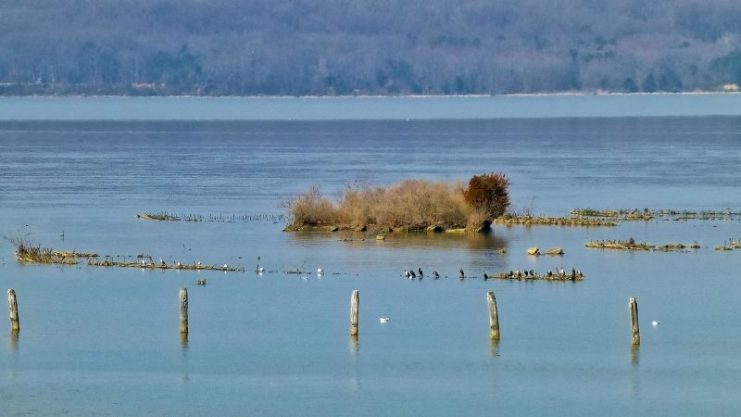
180,333,190,384
8,331,19,354
630,345,639,367
489,339,500,358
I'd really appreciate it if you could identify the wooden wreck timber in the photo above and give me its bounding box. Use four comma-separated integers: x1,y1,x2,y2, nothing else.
492,214,617,227
139,212,286,223
571,208,741,222
492,268,584,282
586,239,701,252
13,243,242,272
87,258,244,272
715,238,741,251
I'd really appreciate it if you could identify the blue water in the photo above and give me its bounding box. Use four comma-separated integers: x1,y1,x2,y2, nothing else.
2,94,741,120
0,104,740,416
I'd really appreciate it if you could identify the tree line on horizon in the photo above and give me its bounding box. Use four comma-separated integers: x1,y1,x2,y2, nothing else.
2,0,741,96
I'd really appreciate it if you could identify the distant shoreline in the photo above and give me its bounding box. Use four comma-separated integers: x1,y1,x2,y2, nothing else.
3,92,741,121
0,91,739,99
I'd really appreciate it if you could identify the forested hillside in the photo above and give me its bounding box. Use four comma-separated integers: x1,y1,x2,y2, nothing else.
2,0,741,95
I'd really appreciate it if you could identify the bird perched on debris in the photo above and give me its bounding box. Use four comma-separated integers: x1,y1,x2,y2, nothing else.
483,273,489,281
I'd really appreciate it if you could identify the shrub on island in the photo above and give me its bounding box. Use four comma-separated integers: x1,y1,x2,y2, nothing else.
284,173,510,232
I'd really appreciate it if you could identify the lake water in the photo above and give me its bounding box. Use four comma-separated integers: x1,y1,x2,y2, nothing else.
1,96,740,416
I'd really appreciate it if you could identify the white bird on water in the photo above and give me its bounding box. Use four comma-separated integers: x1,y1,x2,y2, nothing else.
379,317,390,324
652,320,661,327
317,267,324,275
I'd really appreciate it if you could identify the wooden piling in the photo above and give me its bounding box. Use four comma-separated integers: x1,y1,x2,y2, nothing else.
350,290,359,337
179,288,188,335
7,289,20,333
486,291,500,340
629,297,640,346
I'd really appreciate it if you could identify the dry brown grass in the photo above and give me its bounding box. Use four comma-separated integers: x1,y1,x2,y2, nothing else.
288,180,474,229
284,186,339,226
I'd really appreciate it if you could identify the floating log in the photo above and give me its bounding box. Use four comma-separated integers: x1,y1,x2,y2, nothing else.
179,288,188,335
486,291,500,341
629,297,640,346
350,290,359,337
7,289,19,333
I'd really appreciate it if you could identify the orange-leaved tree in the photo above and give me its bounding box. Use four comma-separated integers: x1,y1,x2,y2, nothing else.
463,173,510,219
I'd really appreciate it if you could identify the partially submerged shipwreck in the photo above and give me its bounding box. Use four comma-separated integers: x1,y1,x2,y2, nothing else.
585,239,701,252
491,268,584,281
572,208,741,222
493,214,616,227
13,242,243,272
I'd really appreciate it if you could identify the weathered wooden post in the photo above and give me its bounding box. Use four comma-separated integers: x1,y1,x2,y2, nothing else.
7,289,20,333
350,290,359,337
179,288,188,336
487,291,500,341
629,297,640,346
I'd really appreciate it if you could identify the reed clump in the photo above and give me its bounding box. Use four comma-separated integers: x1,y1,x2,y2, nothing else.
285,173,510,232
7,237,98,265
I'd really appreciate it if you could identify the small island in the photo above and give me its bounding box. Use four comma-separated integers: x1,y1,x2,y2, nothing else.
283,173,510,233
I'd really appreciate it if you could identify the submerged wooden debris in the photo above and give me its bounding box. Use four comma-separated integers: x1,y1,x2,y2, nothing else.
492,214,617,227
138,211,286,223
88,257,244,272
14,243,242,272
586,239,701,252
491,267,584,282
715,238,741,251
572,208,741,221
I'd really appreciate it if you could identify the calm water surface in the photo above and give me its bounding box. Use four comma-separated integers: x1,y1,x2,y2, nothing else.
1,110,740,415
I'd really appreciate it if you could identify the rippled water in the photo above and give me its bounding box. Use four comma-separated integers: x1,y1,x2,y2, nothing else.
1,112,740,416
